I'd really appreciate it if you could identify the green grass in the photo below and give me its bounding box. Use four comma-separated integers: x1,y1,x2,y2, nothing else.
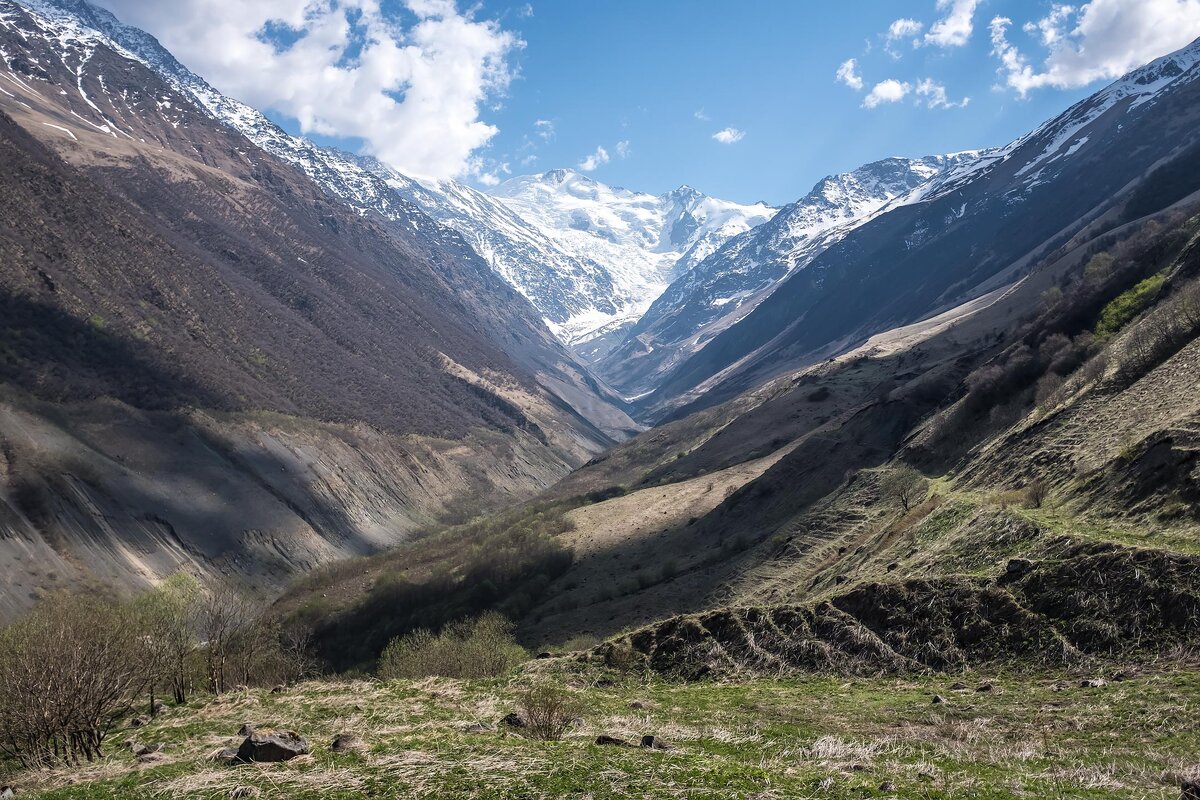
1095,273,1167,338
8,665,1199,799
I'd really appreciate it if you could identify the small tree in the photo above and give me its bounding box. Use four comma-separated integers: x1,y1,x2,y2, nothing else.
378,612,526,680
881,464,927,513
516,684,584,741
198,584,257,695
135,573,203,710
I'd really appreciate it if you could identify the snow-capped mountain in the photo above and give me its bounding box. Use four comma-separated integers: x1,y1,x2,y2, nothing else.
597,154,977,397
488,169,777,350
642,35,1200,414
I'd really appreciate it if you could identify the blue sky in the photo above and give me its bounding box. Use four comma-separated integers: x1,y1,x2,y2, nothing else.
101,0,1200,206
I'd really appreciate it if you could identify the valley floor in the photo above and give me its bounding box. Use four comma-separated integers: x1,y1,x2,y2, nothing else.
10,662,1199,799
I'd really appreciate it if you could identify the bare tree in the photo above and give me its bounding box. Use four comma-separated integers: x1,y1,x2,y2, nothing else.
881,464,928,513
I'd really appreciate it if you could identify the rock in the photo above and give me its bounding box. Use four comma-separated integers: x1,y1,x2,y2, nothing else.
595,678,615,688
150,700,165,716
976,683,994,692
536,652,553,659
129,716,149,728
124,738,140,752
849,763,867,772
235,730,310,763
879,781,897,792
134,743,165,757
1110,668,1137,682
931,695,945,705
629,700,650,710
208,748,240,765
1080,678,1107,688
595,735,631,747
886,562,899,572
1182,779,1200,800
228,788,261,799
0,786,14,798
330,733,366,753
270,685,285,694
834,574,848,585
136,752,168,766
238,723,256,737
1005,558,1034,578
463,722,496,734
949,681,968,690
501,713,527,729
568,716,585,728
641,735,670,750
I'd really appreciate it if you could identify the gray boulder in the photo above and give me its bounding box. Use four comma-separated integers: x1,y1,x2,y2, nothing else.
235,730,310,763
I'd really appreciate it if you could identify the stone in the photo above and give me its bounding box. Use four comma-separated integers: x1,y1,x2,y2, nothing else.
976,682,994,692
1181,779,1200,800
879,781,897,792
931,695,945,705
595,735,631,747
849,763,867,772
237,723,256,737
235,730,310,763
949,681,968,690
641,735,670,750
1080,678,1107,688
129,716,149,728
150,700,165,716
270,685,285,694
629,700,650,710
463,722,496,734
1005,558,1034,578
208,747,240,765
536,652,553,659
886,562,899,572
330,733,366,753
228,788,261,799
134,743,165,757
0,787,15,798
136,752,168,766
501,712,527,729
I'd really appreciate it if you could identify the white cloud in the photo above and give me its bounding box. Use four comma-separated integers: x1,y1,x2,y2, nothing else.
915,78,970,108
991,0,1200,96
862,79,911,108
885,18,924,55
534,118,555,141
924,0,980,47
1023,4,1076,46
615,140,631,158
888,18,925,39
712,127,746,144
520,153,538,166
693,109,710,121
836,58,865,90
95,0,521,180
578,145,610,171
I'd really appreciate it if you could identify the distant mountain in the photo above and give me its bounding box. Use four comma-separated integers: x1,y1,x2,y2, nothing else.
596,154,978,398
487,169,777,353
0,0,637,617
642,35,1200,416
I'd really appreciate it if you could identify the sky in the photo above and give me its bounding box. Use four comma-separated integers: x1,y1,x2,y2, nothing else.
94,0,1200,206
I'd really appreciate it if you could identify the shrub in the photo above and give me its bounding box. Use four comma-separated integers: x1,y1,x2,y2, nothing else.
1024,479,1050,509
0,594,147,767
377,612,526,680
515,684,584,741
1096,273,1167,338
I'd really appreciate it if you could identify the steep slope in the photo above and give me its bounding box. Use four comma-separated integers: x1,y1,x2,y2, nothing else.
488,169,777,354
0,0,635,618
597,154,977,398
643,37,1200,416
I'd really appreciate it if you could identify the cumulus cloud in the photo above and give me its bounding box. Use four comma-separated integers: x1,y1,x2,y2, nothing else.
916,78,970,108
712,127,746,144
862,79,911,108
836,58,864,90
534,119,555,141
990,0,1200,96
615,140,631,158
924,0,979,47
578,145,610,171
95,0,521,180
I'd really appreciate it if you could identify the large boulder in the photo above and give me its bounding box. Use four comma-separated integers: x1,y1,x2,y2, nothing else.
235,730,310,763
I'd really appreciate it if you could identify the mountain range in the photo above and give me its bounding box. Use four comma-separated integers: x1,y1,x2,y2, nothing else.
1,0,1200,635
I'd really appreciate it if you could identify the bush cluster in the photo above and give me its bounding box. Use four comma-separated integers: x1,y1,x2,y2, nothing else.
377,612,526,680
